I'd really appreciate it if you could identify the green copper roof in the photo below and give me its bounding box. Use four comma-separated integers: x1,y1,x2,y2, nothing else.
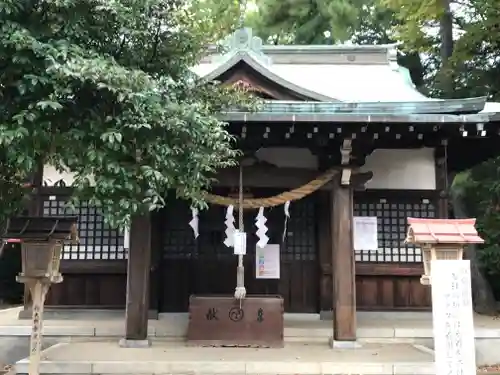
245,97,488,115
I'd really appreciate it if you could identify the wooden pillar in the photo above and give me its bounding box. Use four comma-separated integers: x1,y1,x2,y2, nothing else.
120,213,152,347
435,142,449,219
318,190,333,318
149,210,162,319
331,182,357,345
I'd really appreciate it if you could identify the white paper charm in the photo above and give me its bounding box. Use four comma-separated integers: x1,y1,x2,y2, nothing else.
282,201,290,241
224,205,235,247
255,207,269,248
189,207,199,239
233,230,247,255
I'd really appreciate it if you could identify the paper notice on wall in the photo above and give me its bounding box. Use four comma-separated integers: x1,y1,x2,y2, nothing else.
256,244,280,279
353,216,378,251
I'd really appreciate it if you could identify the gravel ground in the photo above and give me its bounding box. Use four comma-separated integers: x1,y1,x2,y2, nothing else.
0,336,58,374
479,365,500,373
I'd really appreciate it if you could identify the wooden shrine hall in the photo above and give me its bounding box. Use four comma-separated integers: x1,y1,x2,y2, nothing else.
34,28,500,344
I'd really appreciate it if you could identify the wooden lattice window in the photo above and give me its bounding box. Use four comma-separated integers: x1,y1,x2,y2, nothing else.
353,194,436,263
283,195,317,261
43,195,125,260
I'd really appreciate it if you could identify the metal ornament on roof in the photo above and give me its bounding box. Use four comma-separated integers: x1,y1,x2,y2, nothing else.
216,28,272,67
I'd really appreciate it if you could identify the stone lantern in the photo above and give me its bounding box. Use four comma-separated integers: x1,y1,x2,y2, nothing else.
405,218,483,286
2,215,78,375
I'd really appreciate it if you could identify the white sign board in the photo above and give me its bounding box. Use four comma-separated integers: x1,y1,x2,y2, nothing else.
233,231,247,255
256,244,280,279
431,260,476,375
353,216,378,251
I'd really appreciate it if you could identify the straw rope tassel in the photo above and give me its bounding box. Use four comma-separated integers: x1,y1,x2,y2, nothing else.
234,164,246,302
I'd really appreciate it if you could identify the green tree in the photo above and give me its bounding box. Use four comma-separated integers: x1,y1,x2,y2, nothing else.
0,0,254,230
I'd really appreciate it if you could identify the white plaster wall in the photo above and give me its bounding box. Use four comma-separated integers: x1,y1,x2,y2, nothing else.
43,164,75,186
42,147,319,187
44,148,435,190
361,148,436,190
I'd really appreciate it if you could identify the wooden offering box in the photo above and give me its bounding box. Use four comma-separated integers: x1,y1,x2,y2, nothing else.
187,295,284,348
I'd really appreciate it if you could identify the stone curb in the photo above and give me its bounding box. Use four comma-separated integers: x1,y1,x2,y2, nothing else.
15,359,435,375
2,325,500,339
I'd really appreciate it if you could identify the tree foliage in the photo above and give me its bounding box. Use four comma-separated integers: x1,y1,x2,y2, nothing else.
0,0,255,230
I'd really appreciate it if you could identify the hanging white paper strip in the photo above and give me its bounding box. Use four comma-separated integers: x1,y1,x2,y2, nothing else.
189,208,199,239
123,228,130,250
353,216,378,251
224,205,235,247
282,201,290,241
233,230,247,255
255,207,269,248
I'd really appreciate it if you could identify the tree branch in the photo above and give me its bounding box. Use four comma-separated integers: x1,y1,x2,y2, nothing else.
149,21,162,64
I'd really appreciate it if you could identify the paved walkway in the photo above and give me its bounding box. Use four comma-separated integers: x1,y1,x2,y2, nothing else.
1,307,500,340
15,341,435,375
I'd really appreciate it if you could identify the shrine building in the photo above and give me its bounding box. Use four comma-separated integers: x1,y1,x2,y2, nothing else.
37,28,500,343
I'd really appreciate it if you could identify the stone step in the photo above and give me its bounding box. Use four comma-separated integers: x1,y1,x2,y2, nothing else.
15,341,435,375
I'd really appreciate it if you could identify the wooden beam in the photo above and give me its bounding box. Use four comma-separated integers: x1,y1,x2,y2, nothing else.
120,213,152,347
331,183,357,344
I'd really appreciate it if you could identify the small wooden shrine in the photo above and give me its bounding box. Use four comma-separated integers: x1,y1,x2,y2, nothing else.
25,28,500,346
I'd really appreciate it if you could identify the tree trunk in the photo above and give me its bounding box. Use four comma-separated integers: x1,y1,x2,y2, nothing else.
438,0,455,96
450,187,498,315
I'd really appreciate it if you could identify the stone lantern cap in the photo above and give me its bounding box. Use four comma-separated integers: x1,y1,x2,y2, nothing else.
2,216,79,242
406,218,484,245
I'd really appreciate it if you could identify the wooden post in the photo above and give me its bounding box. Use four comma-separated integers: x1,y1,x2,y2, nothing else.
331,182,357,346
120,213,152,348
318,191,333,319
19,162,45,320
435,143,449,219
27,279,50,375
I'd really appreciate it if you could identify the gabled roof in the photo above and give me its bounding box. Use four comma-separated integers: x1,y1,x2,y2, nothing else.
192,28,432,103
405,218,484,245
198,51,333,101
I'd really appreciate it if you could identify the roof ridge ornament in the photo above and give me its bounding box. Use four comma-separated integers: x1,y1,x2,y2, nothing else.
222,28,272,66
386,46,399,71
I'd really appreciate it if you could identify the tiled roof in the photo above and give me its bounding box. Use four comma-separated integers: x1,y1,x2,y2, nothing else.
406,218,484,244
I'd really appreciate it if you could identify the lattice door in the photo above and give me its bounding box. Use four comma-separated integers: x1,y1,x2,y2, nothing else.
283,195,317,261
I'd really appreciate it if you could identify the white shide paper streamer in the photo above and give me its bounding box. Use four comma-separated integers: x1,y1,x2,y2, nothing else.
282,201,290,241
255,207,269,248
189,207,199,239
224,205,235,247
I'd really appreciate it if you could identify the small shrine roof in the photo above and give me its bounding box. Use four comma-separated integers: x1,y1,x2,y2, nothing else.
406,218,484,245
